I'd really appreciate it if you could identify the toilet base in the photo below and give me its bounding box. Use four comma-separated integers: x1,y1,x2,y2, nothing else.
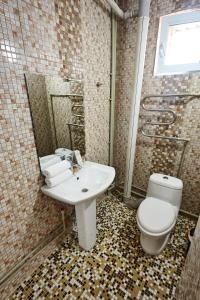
140,231,170,255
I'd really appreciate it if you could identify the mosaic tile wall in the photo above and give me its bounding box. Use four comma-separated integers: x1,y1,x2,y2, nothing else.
54,0,83,79
0,0,61,279
114,0,200,215
81,0,111,165
0,0,111,280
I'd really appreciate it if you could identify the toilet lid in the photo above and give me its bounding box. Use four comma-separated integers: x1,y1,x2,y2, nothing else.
137,197,176,234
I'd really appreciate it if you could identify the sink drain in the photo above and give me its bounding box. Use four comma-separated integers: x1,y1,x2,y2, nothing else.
81,188,88,193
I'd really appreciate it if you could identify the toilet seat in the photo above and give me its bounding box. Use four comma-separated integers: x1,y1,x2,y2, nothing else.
137,197,176,234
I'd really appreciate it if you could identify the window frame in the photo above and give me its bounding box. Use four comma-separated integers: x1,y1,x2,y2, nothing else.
154,9,200,76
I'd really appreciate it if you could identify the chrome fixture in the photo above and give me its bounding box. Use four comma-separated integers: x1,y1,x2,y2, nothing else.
140,94,200,177
72,104,84,112
67,123,84,128
66,150,83,173
71,104,84,119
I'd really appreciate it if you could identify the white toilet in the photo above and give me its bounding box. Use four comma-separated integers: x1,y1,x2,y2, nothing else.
137,173,183,255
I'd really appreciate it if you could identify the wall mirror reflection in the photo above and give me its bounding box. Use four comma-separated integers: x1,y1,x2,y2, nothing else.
25,74,85,171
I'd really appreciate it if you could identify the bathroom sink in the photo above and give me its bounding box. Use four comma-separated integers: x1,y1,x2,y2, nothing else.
41,161,115,205
41,161,115,250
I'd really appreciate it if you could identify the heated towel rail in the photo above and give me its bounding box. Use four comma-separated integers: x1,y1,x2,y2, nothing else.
50,94,84,149
140,93,200,177
71,104,84,119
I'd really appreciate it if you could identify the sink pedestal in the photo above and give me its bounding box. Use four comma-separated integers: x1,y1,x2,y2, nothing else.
75,198,96,250
41,161,115,250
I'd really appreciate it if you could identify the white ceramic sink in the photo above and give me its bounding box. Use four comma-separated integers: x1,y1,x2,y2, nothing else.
41,161,115,250
41,161,115,205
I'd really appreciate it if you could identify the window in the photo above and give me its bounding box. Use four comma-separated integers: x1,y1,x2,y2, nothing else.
154,10,200,75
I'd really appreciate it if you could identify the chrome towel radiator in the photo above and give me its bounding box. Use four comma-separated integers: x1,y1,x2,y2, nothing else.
140,94,200,177
50,94,84,150
71,104,84,119
67,96,84,151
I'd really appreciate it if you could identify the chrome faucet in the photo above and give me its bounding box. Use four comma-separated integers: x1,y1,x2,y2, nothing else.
66,151,82,174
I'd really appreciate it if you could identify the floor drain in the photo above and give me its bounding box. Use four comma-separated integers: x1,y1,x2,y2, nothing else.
81,188,88,193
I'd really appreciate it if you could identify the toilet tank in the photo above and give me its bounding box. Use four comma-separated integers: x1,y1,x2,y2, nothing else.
147,173,183,211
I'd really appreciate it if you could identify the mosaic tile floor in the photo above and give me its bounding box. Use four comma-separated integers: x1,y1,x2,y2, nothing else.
10,196,195,300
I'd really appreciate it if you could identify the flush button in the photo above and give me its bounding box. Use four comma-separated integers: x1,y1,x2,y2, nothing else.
163,176,168,179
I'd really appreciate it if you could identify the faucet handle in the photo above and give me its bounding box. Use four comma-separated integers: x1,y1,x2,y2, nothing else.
74,150,83,168
66,152,74,162
66,150,83,171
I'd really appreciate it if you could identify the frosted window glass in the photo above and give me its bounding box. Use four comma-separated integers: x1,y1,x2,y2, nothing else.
165,22,200,65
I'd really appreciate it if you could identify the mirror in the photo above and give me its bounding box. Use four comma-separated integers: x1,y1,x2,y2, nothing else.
25,74,85,171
